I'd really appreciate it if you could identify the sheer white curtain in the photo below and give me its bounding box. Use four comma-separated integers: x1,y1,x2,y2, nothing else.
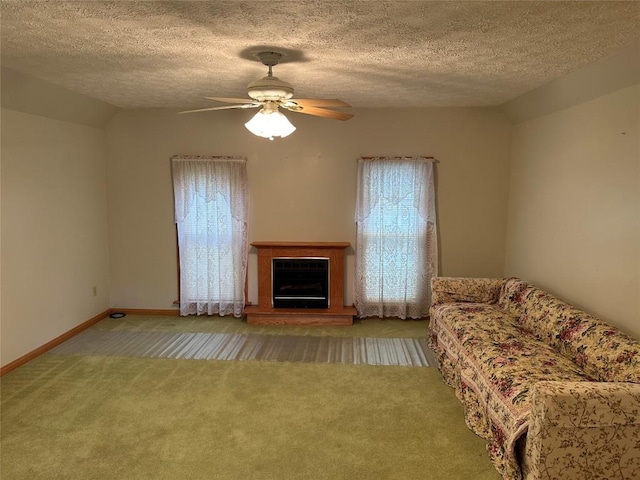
354,156,437,319
171,156,248,317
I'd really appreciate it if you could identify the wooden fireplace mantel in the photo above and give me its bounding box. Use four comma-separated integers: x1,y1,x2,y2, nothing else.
244,241,356,326
250,241,351,249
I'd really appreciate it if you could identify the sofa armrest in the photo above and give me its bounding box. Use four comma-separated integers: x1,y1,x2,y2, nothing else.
524,381,640,480
430,277,504,305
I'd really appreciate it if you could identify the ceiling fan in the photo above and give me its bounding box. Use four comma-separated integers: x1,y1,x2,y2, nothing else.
179,51,353,140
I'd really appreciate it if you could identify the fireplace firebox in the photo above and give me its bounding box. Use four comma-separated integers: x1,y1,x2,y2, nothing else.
272,258,329,308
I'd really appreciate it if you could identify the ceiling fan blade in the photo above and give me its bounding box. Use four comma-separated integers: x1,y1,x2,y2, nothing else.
205,97,256,104
178,103,260,114
283,104,354,121
289,99,351,108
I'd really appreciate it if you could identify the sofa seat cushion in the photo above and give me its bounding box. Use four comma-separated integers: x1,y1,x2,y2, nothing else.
432,302,535,352
468,337,591,480
430,302,590,480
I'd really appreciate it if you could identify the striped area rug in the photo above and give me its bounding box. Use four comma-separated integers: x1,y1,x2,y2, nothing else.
50,330,432,367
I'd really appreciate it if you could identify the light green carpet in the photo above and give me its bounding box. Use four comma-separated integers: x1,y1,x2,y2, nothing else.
93,314,429,338
1,317,500,480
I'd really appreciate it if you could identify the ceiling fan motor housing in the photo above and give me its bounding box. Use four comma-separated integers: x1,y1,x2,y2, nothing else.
247,76,294,101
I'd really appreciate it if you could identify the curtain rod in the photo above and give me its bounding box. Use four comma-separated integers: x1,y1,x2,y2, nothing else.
171,155,246,162
359,156,438,163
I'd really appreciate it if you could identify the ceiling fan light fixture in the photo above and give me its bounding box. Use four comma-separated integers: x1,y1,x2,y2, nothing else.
244,105,296,140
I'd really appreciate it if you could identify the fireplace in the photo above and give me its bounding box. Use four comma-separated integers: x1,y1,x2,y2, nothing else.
272,257,329,308
244,242,356,325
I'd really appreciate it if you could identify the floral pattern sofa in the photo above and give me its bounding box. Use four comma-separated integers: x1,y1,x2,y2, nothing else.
428,277,640,480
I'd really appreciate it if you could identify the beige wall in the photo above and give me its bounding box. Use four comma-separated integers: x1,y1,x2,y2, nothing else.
505,84,640,339
3,48,637,367
5,68,636,369
1,108,111,366
106,107,511,308
502,40,640,124
1,67,119,128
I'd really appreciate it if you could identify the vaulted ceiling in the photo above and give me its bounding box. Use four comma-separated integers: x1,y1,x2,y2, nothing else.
1,1,639,109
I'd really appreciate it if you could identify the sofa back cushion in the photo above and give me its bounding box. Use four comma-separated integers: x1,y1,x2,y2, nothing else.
431,277,505,305
571,320,640,383
498,279,640,383
496,278,536,317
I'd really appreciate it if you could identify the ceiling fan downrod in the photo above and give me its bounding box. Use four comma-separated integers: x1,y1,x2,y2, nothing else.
256,51,282,77
248,51,293,101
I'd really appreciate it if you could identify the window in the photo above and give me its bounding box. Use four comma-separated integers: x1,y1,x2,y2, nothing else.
171,156,248,317
354,156,437,319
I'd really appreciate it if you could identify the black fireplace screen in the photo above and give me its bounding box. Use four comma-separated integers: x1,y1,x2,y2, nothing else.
272,257,329,308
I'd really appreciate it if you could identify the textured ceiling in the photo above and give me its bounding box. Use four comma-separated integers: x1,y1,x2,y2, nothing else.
1,1,639,109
